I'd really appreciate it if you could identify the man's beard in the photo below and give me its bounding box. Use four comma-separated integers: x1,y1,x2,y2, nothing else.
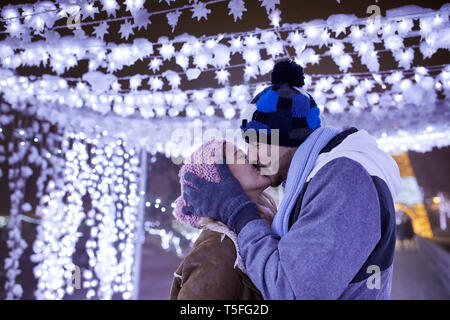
268,170,289,187
265,154,292,187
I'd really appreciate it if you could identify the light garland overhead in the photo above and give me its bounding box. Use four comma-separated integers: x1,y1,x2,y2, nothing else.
0,0,277,39
0,4,448,144
0,64,448,133
1,5,448,77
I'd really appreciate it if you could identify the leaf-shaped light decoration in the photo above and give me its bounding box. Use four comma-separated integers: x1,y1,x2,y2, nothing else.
82,2,99,20
361,50,380,73
384,34,404,52
213,88,229,105
130,74,142,90
319,28,331,48
149,77,164,91
149,57,163,72
82,71,118,92
134,9,151,31
244,64,259,80
186,68,201,80
296,48,320,66
159,42,175,60
243,48,260,64
93,22,109,40
269,9,281,27
259,0,280,13
329,42,344,57
212,44,231,68
6,21,25,38
193,53,211,70
349,25,364,42
163,70,181,89
244,34,259,47
167,11,182,32
267,41,284,57
175,54,189,70
215,69,230,85
287,30,304,46
258,59,274,75
228,0,246,22
133,38,154,59
393,48,414,70
326,14,357,37
191,2,211,21
1,5,19,20
119,19,134,40
125,0,145,14
335,54,353,72
397,18,414,36
101,0,120,17
229,37,243,54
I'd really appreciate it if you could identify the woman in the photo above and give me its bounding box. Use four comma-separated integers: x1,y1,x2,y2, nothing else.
169,139,277,300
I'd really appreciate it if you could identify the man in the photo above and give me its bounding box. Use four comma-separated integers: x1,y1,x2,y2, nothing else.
182,60,402,299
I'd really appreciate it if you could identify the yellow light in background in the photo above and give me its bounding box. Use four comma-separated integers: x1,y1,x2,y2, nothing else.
395,203,433,238
393,152,433,239
432,196,441,204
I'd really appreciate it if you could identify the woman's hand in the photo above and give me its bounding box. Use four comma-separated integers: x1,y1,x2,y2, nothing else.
182,164,259,232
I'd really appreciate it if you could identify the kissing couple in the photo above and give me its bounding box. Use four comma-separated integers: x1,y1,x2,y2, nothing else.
170,60,402,300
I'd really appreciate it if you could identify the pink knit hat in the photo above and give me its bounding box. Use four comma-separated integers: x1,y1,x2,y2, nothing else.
174,139,226,229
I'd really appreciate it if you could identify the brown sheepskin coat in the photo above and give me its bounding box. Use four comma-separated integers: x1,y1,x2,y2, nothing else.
169,229,263,300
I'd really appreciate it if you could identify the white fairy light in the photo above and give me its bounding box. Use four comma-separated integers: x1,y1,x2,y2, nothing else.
419,17,433,35
212,88,229,105
305,25,321,40
175,54,189,70
397,18,413,35
244,35,259,48
159,43,175,61
25,127,144,300
243,49,260,65
345,27,362,44
269,9,281,27
229,37,242,53
193,53,211,70
215,69,230,85
394,93,403,102
329,42,344,56
223,107,236,119
205,106,215,116
332,83,345,97
400,79,412,91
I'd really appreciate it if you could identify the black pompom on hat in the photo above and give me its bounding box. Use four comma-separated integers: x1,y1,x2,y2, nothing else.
271,59,305,88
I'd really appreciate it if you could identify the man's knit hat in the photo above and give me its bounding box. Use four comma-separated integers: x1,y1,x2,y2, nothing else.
241,60,321,147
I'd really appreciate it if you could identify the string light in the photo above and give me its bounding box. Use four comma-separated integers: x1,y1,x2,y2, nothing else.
19,127,144,300
1,2,449,300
